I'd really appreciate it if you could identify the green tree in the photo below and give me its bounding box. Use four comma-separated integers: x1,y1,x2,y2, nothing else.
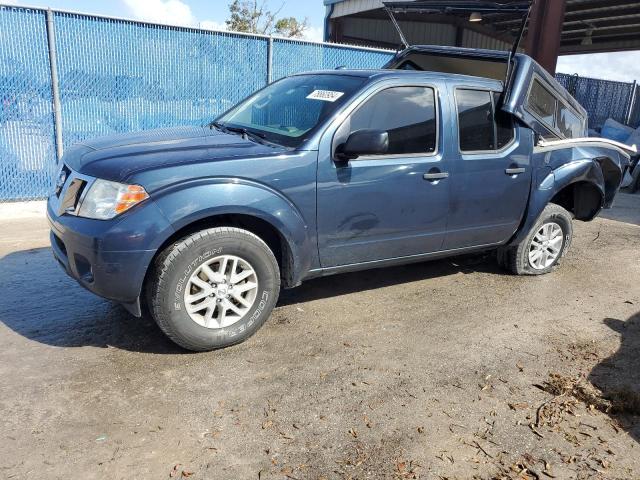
274,17,308,38
225,0,308,38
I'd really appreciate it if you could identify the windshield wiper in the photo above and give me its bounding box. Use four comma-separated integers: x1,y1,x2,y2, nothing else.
212,121,267,143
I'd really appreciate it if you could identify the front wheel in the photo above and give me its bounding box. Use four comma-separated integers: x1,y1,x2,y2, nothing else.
497,203,573,275
147,227,280,351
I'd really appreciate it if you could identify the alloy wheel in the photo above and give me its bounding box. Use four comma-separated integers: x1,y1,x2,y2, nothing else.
184,255,259,328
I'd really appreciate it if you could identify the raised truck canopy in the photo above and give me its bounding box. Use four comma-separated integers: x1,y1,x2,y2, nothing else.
381,0,589,141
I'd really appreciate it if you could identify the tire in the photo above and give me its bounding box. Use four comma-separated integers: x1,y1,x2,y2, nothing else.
497,203,573,276
147,227,280,351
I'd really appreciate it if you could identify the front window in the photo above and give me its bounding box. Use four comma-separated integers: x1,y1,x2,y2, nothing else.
215,74,366,147
341,86,438,156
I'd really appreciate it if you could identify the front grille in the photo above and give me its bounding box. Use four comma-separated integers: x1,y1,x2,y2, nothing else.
59,177,87,214
55,164,72,198
54,165,90,216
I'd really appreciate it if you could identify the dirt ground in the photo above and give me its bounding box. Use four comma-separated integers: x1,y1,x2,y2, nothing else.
0,195,639,480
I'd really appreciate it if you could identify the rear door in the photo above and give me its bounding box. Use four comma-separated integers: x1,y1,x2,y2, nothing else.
443,85,532,250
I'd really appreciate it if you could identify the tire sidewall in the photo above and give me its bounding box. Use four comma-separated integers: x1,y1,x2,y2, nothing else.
520,207,573,275
157,232,279,349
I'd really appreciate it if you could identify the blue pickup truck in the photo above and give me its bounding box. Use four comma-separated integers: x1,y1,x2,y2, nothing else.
48,45,634,351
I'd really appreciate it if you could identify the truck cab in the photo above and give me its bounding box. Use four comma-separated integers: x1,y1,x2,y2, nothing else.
48,46,634,351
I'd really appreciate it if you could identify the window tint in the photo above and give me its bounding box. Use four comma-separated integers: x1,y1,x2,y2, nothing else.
348,86,437,155
457,89,495,151
494,92,515,149
528,80,556,126
456,90,515,152
556,103,583,138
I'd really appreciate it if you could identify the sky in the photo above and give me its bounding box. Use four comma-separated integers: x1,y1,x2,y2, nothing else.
3,0,640,83
3,0,328,41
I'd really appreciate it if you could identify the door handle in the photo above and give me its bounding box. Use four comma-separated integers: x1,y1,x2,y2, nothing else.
505,167,526,175
423,172,449,181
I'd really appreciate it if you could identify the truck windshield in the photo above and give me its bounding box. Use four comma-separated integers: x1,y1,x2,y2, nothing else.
214,74,366,147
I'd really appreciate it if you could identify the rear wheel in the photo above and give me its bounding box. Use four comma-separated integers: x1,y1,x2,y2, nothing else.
497,203,573,276
148,227,280,351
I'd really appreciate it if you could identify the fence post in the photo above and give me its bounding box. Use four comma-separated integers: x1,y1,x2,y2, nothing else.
626,80,637,126
267,35,273,85
45,8,64,162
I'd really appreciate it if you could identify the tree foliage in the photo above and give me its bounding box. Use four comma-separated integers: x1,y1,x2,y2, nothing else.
225,1,309,38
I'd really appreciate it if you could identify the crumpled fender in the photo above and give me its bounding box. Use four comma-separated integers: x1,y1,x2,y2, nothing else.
151,178,313,286
508,141,630,246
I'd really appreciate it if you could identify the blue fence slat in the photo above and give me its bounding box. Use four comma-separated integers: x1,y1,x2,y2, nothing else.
0,6,57,201
272,38,393,81
53,13,268,149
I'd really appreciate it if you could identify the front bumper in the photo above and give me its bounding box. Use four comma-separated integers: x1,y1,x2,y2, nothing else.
47,194,174,316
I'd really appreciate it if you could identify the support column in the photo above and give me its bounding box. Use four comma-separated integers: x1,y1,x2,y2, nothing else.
525,0,566,75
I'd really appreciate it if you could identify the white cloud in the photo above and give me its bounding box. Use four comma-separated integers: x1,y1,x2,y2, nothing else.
121,0,321,40
557,51,640,84
122,0,195,26
302,25,324,43
122,0,226,32
199,20,227,32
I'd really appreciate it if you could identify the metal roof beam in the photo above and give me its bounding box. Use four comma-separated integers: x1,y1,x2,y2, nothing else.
491,3,640,26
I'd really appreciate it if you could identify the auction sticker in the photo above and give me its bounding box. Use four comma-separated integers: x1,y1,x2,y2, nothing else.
307,90,344,102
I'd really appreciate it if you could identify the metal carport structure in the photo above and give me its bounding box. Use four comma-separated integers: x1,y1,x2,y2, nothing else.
324,0,640,73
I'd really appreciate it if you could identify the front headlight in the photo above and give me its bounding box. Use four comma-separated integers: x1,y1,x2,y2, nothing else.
78,179,149,220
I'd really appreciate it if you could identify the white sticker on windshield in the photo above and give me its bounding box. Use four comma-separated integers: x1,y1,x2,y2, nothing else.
307,90,344,102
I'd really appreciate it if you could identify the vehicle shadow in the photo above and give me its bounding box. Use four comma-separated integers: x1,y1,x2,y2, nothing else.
0,247,502,352
278,251,502,306
0,247,183,354
588,313,640,443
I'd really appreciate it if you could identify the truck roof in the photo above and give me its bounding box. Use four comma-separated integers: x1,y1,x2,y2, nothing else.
293,68,505,89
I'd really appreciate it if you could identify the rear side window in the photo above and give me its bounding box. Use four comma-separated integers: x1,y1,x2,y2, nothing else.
348,86,437,155
528,80,556,126
457,89,514,152
556,103,583,138
527,78,585,139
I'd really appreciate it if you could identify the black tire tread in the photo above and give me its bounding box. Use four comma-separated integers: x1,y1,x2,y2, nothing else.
497,203,573,276
147,227,280,351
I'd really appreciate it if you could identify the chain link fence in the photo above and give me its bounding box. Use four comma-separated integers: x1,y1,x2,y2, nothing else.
556,73,638,131
0,7,57,201
0,4,393,202
1,4,639,202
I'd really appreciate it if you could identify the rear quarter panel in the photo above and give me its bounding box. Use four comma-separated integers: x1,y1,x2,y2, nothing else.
509,140,630,246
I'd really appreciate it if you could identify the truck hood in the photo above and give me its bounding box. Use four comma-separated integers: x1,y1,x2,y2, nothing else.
63,126,288,182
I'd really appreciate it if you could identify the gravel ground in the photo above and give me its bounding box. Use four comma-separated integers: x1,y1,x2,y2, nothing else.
0,195,639,480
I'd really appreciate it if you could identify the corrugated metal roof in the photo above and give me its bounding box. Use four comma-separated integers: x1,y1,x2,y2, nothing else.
328,0,640,54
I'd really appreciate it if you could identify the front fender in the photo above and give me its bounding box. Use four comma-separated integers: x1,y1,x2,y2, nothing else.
151,178,313,285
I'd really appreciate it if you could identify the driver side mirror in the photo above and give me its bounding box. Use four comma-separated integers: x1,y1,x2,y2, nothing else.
335,129,389,162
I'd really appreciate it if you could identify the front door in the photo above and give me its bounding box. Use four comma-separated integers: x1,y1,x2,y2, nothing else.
443,87,532,250
317,84,450,267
